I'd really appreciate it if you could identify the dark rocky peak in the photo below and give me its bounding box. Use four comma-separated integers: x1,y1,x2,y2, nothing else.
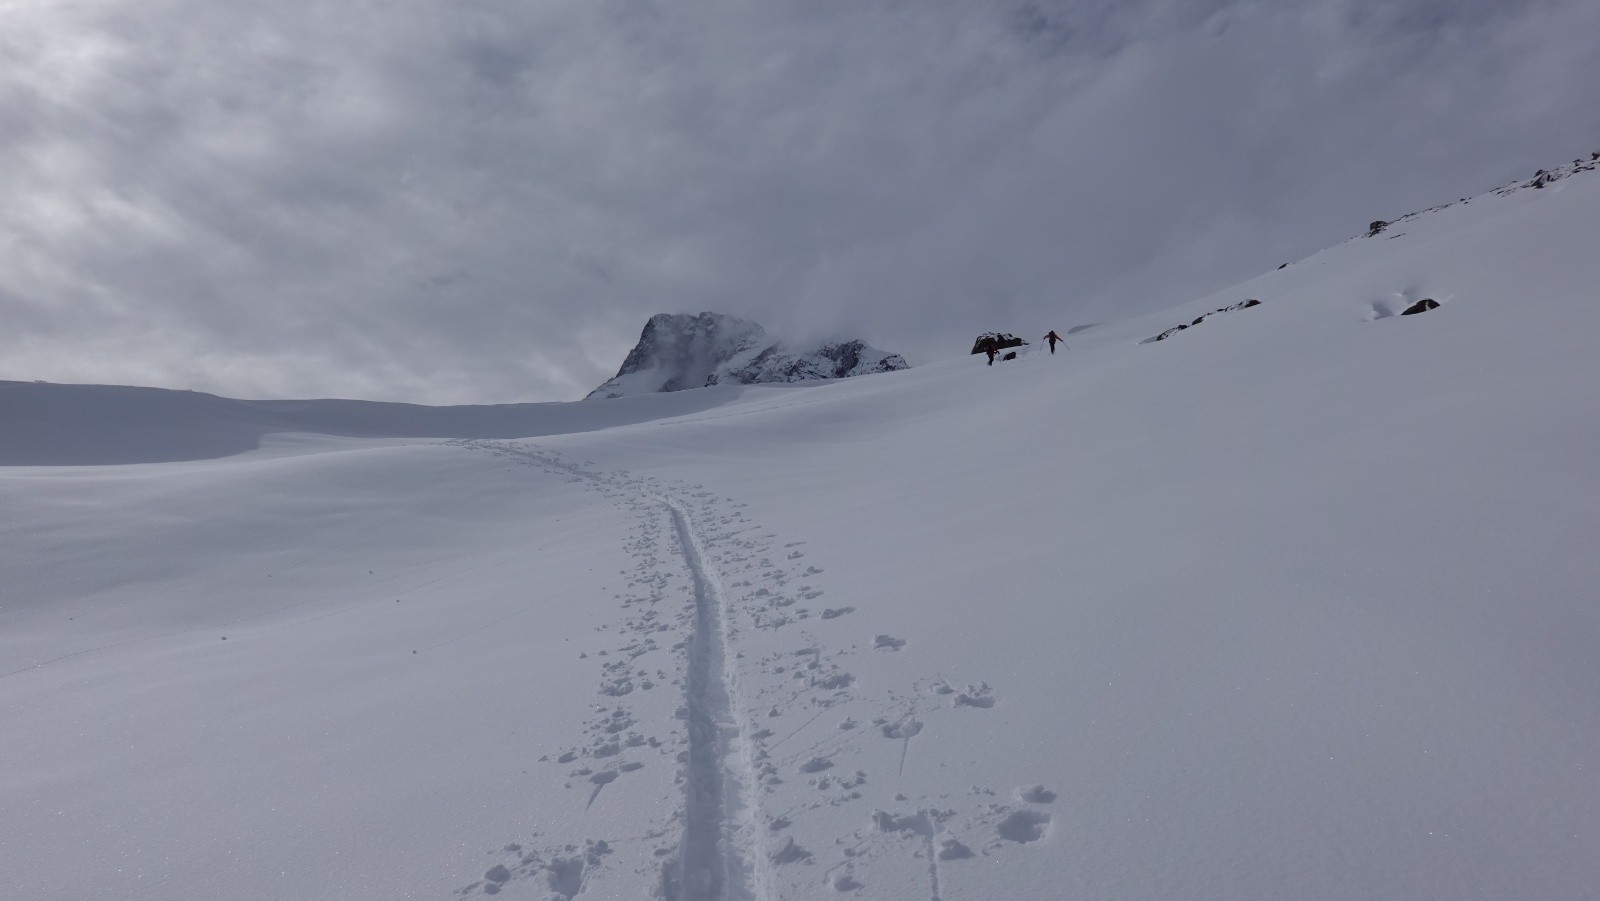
588,313,908,400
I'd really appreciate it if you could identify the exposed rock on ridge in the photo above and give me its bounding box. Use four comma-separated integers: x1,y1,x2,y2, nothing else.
587,313,908,400
1142,298,1262,344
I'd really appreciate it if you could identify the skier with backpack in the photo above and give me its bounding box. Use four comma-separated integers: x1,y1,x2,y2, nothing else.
1044,330,1064,354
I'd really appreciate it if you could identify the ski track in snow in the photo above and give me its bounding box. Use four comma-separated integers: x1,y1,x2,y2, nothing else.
446,439,776,900
449,438,1055,899
664,495,771,901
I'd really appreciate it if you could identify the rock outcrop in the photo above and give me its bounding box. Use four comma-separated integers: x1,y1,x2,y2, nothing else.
970,333,1026,355
587,313,908,400
1142,298,1262,344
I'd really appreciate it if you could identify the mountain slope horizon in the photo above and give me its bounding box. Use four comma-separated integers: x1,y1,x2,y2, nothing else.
2,146,1597,899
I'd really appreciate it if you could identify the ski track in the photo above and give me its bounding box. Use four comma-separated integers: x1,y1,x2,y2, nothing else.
664,495,769,901
447,438,1052,900
921,811,943,901
445,439,774,901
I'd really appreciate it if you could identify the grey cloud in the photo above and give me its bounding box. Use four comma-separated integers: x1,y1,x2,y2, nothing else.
2,0,1597,402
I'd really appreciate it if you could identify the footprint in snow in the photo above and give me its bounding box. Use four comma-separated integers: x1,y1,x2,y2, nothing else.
811,671,854,690
880,718,922,740
996,810,1051,843
872,809,934,835
938,838,975,860
460,838,610,899
771,836,812,864
832,871,864,891
873,634,905,651
953,683,996,708
545,847,602,899
1018,785,1056,804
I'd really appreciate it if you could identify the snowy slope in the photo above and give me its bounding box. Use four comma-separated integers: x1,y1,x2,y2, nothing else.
0,380,742,465
3,159,1599,900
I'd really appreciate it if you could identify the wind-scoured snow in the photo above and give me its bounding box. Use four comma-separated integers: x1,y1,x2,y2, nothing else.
3,160,1599,900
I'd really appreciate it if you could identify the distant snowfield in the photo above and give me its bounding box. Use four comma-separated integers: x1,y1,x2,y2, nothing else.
4,166,1599,900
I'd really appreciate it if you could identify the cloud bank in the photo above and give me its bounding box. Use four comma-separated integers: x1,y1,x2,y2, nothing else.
3,0,1597,402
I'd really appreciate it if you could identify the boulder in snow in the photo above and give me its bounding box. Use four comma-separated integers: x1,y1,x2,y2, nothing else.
971,333,1026,355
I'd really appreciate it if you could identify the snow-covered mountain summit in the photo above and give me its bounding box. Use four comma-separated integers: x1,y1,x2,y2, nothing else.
586,312,908,400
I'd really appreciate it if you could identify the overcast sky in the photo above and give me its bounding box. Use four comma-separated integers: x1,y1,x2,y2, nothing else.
3,0,1597,403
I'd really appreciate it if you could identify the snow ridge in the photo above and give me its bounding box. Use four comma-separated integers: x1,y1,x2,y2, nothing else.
662,496,770,901
1358,150,1600,240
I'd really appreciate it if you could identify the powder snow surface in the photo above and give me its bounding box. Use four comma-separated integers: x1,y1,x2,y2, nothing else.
2,167,1598,900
